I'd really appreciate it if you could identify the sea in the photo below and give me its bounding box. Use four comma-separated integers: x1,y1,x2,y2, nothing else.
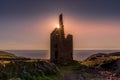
5,50,120,61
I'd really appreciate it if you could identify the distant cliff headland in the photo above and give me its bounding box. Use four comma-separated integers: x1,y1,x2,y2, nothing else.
0,51,27,60
0,51,120,80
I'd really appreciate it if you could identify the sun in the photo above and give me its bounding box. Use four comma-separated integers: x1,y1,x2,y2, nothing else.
56,25,59,28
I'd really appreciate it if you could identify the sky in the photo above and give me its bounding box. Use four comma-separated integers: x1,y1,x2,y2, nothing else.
0,0,120,50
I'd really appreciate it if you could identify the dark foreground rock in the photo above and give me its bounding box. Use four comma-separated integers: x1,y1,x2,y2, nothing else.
83,52,120,80
0,60,59,80
99,59,120,78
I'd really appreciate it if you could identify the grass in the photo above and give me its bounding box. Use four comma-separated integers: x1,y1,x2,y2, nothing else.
40,60,86,80
57,60,85,74
81,60,97,67
9,72,60,80
7,60,105,80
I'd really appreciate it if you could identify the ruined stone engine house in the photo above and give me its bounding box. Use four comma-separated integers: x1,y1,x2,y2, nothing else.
50,14,73,63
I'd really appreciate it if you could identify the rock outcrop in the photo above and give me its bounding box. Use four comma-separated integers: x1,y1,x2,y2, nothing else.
0,60,58,80
83,52,120,79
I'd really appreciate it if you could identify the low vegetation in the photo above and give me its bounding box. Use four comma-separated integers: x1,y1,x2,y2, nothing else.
0,60,59,80
0,51,120,80
82,52,120,79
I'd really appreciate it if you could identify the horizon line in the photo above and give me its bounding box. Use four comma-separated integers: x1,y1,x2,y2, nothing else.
1,48,120,51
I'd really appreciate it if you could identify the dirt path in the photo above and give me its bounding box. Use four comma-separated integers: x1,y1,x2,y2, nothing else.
61,72,84,80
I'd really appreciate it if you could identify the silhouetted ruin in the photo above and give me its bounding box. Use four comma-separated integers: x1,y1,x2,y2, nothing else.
50,14,73,63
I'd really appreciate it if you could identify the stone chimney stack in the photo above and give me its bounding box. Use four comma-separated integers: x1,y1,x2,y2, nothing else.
59,14,63,27
59,14,65,39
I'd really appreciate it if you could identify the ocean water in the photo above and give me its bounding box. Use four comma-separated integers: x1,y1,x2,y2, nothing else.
5,50,120,61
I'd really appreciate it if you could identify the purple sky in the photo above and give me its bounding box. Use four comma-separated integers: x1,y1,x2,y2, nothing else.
0,0,120,50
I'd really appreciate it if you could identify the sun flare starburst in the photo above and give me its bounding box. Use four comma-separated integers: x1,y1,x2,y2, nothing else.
56,25,59,28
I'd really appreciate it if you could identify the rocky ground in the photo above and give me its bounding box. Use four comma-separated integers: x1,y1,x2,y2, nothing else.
60,70,105,80
99,59,120,80
0,60,59,80
81,53,120,80
57,61,105,80
0,51,120,80
59,52,120,80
